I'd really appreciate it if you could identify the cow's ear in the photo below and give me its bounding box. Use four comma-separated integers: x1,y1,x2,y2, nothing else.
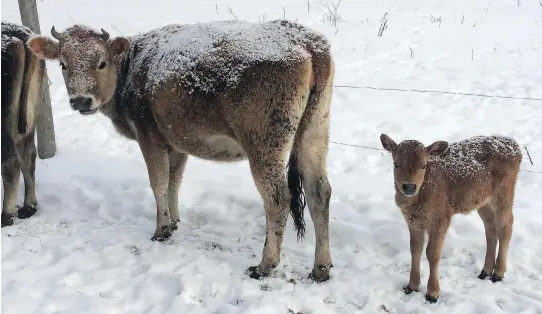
27,36,59,60
426,141,448,156
380,133,397,154
109,37,130,62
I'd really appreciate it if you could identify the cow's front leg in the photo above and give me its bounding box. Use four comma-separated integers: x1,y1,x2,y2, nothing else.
167,150,188,231
138,139,172,241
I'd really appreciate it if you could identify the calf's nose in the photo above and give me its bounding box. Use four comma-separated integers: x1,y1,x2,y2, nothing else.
402,183,417,196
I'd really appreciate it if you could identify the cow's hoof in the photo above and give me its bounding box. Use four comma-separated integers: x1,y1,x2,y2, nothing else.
170,220,179,231
151,225,172,242
425,293,438,304
245,265,275,280
17,204,38,219
308,263,333,283
478,270,490,280
404,285,418,295
1,214,14,227
491,274,503,283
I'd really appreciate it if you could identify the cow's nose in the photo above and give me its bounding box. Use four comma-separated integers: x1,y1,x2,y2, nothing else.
402,183,417,196
69,96,92,110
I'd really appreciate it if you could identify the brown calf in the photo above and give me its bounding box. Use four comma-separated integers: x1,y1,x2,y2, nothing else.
26,20,334,281
1,22,44,227
380,134,522,303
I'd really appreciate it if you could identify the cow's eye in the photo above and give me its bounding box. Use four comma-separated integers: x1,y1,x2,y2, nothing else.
422,164,427,169
98,61,107,70
394,162,399,168
60,62,67,70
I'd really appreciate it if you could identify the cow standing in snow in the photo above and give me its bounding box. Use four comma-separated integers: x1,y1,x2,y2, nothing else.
1,22,45,227
27,20,335,281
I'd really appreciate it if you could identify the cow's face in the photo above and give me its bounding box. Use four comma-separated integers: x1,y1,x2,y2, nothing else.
27,25,130,115
380,134,448,197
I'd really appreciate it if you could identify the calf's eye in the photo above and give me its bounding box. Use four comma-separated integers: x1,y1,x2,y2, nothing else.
422,164,427,169
60,62,67,70
98,61,107,70
394,162,399,168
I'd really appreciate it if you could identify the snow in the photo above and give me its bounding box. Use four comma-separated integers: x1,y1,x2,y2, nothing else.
1,0,542,313
431,135,523,179
127,20,326,94
1,21,33,52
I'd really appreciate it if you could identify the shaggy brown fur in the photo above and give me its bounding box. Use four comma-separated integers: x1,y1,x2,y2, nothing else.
27,20,334,281
1,22,44,227
380,134,522,303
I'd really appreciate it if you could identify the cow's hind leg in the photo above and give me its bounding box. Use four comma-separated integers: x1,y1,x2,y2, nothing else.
245,153,292,279
17,129,39,219
293,66,334,282
138,139,172,241
2,131,21,227
167,150,188,231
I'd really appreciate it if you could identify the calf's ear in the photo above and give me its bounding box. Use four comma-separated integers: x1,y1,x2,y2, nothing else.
426,141,448,156
26,36,59,60
380,133,397,154
109,37,130,62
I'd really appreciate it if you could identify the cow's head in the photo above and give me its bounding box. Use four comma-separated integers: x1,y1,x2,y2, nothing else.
380,134,448,197
27,25,130,115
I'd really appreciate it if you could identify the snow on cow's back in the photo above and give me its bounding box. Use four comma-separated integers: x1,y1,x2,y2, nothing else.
431,135,522,180
127,19,330,94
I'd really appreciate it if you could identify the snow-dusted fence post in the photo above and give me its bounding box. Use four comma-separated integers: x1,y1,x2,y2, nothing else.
18,0,56,159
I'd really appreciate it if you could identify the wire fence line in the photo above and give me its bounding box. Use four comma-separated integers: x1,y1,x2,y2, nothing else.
333,85,542,101
48,85,541,174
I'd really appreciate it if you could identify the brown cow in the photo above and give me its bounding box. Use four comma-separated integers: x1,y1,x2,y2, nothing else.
27,20,335,281
2,21,45,227
380,134,522,303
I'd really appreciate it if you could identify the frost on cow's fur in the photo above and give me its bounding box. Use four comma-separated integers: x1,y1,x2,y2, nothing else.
428,135,522,183
1,21,33,53
122,20,330,94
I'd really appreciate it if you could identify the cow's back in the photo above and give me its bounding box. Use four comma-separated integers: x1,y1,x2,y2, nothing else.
123,20,328,97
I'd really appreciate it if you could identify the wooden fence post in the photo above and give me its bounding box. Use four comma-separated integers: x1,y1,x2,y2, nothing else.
18,0,56,159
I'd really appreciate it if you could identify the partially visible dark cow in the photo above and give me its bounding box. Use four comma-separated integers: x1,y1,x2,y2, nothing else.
1,21,44,227
27,20,335,281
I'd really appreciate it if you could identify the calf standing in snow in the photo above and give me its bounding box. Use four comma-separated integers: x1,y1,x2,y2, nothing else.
26,20,335,281
1,22,45,227
380,134,522,303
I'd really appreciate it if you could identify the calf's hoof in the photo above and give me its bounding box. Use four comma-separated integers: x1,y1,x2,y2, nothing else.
425,293,439,304
308,263,333,283
151,225,172,242
490,274,503,283
404,285,418,295
1,214,14,227
478,270,490,280
17,204,38,219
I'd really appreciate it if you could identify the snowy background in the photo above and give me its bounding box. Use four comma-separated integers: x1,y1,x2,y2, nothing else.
2,0,542,313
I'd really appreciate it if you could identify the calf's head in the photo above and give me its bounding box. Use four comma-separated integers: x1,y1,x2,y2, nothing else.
27,25,130,115
380,134,448,197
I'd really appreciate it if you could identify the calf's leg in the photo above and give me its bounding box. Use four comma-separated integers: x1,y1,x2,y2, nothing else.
405,225,424,294
477,204,497,279
425,221,449,303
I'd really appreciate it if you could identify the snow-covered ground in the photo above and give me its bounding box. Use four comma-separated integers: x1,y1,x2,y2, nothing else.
2,0,542,313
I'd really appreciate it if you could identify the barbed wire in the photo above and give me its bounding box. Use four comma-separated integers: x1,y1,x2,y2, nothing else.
329,140,541,174
47,87,541,174
333,85,542,101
